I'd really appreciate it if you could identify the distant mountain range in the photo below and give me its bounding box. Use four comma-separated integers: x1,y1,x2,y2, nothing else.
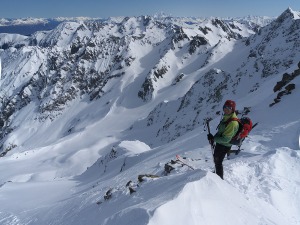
0,8,298,147
0,17,100,35
0,15,275,35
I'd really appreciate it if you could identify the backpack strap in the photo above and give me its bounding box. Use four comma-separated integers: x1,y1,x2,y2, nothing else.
225,117,240,126
216,117,240,130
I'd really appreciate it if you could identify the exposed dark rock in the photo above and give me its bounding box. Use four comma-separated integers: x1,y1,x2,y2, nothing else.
138,77,154,102
198,26,212,35
189,35,208,54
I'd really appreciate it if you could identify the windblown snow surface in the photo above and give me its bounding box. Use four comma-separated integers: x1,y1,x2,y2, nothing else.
0,68,299,225
0,10,299,225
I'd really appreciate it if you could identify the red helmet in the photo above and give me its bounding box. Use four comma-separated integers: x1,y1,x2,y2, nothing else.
223,100,236,111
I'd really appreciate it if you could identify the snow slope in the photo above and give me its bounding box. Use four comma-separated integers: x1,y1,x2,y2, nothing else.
0,8,299,225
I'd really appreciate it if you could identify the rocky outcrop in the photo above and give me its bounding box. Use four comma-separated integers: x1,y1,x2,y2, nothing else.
270,63,299,107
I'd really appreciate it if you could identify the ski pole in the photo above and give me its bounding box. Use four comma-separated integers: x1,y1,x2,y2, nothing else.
205,117,215,149
204,118,216,171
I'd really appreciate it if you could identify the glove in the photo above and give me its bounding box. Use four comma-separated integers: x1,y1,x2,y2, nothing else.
207,133,214,142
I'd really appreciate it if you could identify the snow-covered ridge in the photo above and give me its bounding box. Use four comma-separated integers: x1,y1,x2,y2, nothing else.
0,15,274,27
0,8,298,151
0,8,298,165
0,17,103,35
0,8,299,225
0,15,274,35
0,17,101,26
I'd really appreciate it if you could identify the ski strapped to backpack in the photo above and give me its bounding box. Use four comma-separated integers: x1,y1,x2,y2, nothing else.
225,116,258,146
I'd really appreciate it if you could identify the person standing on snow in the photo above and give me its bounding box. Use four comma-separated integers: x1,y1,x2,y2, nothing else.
207,100,239,179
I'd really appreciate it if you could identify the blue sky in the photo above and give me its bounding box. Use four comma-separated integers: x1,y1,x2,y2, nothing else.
1,0,300,18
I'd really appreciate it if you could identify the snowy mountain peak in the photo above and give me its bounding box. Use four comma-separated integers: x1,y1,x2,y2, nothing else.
286,7,300,18
276,7,300,22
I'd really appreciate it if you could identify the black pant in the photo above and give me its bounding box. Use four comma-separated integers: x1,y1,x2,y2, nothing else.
213,143,231,179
